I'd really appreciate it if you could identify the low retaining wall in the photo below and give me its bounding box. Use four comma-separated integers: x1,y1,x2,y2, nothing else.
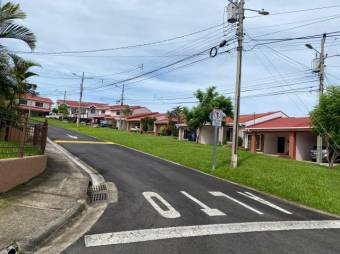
0,155,47,193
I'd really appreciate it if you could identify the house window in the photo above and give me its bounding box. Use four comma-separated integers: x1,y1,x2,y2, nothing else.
35,101,43,108
101,110,105,114
90,106,96,114
71,107,77,114
116,111,120,115
19,99,27,105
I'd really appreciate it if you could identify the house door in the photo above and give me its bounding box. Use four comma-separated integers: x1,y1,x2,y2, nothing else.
277,137,285,153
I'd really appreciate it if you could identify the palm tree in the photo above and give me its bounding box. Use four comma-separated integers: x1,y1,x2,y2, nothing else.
0,2,37,107
7,53,40,108
167,106,184,124
0,2,36,50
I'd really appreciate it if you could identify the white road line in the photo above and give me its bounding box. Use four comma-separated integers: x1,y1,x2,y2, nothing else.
67,134,78,139
209,191,263,215
84,220,340,247
238,191,292,215
180,191,226,216
143,192,181,219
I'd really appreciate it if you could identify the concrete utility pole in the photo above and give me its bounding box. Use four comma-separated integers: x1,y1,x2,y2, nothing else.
76,72,84,128
305,34,326,164
317,34,326,164
230,0,245,169
63,90,67,104
119,84,125,130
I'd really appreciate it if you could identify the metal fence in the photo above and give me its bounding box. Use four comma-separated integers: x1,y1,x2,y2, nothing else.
0,113,48,158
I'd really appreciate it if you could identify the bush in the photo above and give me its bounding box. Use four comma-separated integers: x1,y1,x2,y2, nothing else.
238,136,243,147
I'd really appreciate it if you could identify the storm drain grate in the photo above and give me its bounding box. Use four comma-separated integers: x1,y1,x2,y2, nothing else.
87,183,109,203
89,192,108,202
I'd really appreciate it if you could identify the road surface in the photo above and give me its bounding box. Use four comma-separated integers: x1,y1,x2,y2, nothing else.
47,126,340,254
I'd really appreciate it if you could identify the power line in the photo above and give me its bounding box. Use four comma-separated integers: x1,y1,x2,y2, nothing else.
11,23,224,55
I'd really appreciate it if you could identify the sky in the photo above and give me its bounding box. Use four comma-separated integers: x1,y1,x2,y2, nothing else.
5,0,340,116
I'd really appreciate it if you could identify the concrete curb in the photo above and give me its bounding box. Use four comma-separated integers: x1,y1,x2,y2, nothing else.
115,143,340,220
47,138,105,186
18,200,87,253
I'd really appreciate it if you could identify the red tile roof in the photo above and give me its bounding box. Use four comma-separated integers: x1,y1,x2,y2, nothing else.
21,94,53,104
127,112,160,121
57,100,108,109
225,111,282,124
16,105,51,112
247,117,311,130
108,105,143,110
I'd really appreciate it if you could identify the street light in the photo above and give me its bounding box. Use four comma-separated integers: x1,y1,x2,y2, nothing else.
305,43,320,54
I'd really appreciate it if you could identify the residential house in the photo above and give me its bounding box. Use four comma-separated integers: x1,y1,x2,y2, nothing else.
127,112,160,132
246,117,317,161
56,100,108,123
105,105,151,129
17,94,53,116
154,113,183,135
178,111,287,145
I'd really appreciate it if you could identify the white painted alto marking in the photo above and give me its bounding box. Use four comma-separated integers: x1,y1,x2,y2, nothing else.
67,134,78,139
180,191,225,216
143,192,181,219
209,191,263,215
84,220,340,247
238,191,292,215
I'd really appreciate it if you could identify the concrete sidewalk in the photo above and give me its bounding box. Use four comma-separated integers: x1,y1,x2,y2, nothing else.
0,143,89,253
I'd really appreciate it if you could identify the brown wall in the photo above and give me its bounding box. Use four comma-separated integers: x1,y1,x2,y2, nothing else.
0,155,47,193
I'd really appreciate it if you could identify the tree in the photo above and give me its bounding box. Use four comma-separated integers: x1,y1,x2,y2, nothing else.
184,86,233,142
57,104,69,118
7,53,40,109
122,105,133,117
0,2,36,50
166,106,184,136
140,117,155,132
167,106,184,124
310,86,340,168
0,2,37,109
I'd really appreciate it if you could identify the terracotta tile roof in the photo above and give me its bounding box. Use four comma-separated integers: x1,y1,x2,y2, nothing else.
127,112,160,121
154,113,179,124
247,117,311,130
57,100,108,109
16,105,51,112
21,94,53,104
225,111,282,124
108,105,143,110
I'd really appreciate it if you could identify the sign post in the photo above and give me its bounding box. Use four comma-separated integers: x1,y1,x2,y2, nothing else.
210,109,224,170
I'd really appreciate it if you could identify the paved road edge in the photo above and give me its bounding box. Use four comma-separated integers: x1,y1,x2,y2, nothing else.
115,143,340,219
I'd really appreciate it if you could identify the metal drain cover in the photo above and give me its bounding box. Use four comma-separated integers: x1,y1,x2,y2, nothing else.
87,182,117,204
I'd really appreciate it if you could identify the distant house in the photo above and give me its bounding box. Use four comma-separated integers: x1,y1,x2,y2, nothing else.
127,112,160,132
178,111,287,145
17,94,53,116
105,105,151,129
246,117,317,161
154,113,183,135
56,100,108,123
225,111,288,148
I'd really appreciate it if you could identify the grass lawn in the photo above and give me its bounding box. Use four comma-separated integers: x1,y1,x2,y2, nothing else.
37,117,340,216
0,141,42,159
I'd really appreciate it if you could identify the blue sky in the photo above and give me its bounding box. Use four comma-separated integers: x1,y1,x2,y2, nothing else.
6,0,340,116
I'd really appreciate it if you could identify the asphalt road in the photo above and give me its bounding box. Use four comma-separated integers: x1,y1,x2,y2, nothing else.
47,126,340,254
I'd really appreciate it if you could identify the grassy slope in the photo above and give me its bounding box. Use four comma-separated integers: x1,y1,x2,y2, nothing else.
40,118,340,215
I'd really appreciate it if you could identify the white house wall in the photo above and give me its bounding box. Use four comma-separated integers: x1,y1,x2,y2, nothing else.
296,132,316,161
263,132,289,155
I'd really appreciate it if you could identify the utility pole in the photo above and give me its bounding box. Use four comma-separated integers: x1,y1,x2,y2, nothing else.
63,90,67,104
76,72,84,128
317,34,326,164
119,83,125,130
305,34,326,164
230,0,245,169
